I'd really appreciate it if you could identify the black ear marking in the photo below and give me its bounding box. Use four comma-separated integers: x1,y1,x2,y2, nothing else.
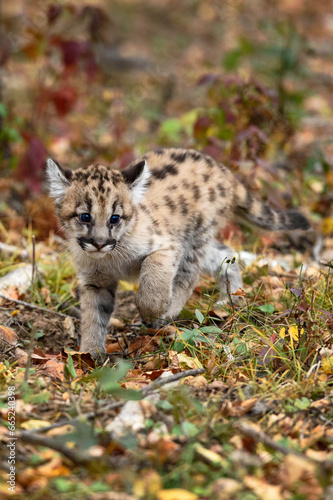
121,160,146,185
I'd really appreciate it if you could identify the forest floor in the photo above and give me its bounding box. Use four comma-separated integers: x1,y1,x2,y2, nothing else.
0,1,333,499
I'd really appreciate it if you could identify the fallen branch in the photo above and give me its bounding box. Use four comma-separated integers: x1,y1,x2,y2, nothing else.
16,432,93,465
234,420,333,469
0,294,74,319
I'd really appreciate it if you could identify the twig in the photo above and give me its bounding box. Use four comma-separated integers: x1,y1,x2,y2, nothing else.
31,235,36,287
234,420,295,456
0,294,74,319
24,327,35,383
141,368,205,395
19,368,206,437
234,420,333,469
15,432,93,465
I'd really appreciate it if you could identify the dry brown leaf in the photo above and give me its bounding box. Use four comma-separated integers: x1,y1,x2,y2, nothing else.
39,359,64,381
181,375,208,389
244,476,283,500
280,454,316,486
0,325,18,344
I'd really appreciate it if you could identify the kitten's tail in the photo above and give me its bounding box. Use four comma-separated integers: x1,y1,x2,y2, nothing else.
233,180,310,231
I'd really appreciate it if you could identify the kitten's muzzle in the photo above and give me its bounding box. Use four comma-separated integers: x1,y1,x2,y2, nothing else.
77,237,116,252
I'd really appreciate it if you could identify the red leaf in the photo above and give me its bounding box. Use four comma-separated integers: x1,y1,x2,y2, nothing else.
50,86,78,117
16,135,47,193
60,40,87,67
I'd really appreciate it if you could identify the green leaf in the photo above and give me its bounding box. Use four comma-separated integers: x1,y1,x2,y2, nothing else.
66,353,76,378
294,397,311,410
172,421,199,438
200,326,221,334
53,478,73,493
195,309,205,324
173,340,185,353
257,304,275,314
93,359,132,385
90,482,110,493
0,103,7,117
160,118,183,141
156,399,173,410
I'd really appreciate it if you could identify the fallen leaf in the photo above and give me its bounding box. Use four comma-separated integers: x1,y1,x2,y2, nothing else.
158,489,198,500
176,353,204,370
244,476,283,500
20,419,51,431
40,360,64,381
133,470,162,498
321,355,333,374
231,288,246,297
0,325,18,344
280,454,316,486
211,478,242,498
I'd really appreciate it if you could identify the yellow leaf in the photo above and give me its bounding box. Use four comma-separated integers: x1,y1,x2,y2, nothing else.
133,470,162,497
177,353,203,370
158,489,198,500
118,280,135,291
321,217,333,236
194,444,224,466
279,327,286,339
321,356,333,374
20,420,51,431
279,325,304,346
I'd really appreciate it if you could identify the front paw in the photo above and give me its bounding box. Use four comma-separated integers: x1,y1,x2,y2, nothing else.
135,290,170,322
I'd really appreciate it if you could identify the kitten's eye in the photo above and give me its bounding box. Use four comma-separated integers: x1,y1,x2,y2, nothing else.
110,214,120,225
79,213,91,223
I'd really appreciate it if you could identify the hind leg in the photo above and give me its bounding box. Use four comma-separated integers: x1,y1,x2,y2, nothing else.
202,241,242,303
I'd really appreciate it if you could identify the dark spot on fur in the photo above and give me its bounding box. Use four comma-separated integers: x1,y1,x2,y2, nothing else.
264,205,275,224
178,194,189,216
217,183,226,197
151,163,178,180
285,210,310,230
140,203,148,213
62,211,77,221
204,155,214,168
151,216,161,228
195,213,203,230
170,151,187,163
189,151,202,161
84,194,92,212
192,183,200,199
202,173,209,182
209,187,216,202
164,195,177,212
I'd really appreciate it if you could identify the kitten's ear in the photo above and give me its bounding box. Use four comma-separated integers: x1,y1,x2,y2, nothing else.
122,160,150,204
46,159,72,203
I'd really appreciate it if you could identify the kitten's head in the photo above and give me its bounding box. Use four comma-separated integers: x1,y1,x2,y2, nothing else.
46,159,150,258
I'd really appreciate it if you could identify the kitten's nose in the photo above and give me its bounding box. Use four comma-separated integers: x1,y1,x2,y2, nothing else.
94,241,107,250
